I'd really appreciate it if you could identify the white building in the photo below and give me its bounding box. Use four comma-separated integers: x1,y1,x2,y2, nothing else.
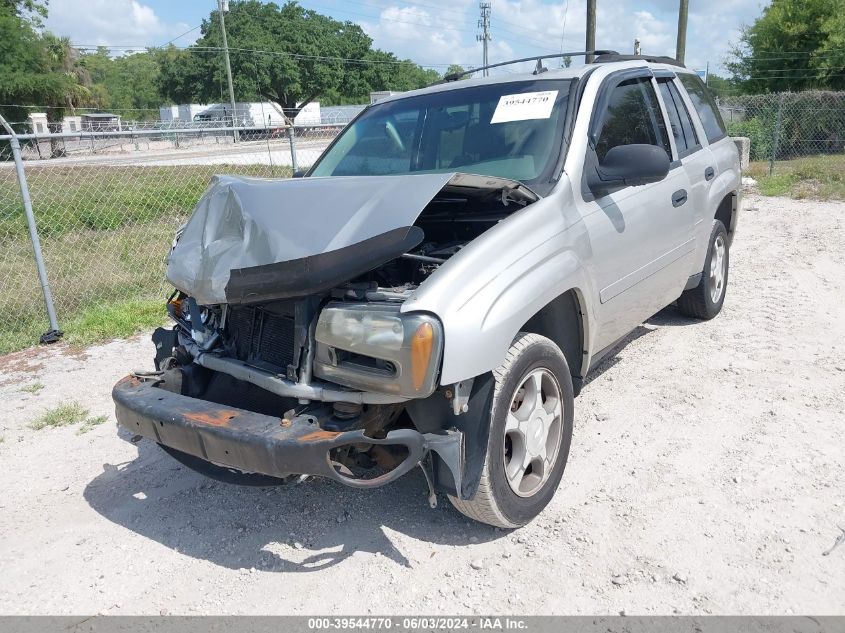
159,104,214,124
27,113,83,134
160,101,321,127
370,91,402,104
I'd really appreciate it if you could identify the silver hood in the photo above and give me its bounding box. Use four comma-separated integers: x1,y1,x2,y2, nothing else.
165,172,537,305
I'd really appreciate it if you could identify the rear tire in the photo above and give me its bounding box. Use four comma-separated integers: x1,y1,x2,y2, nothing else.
678,220,729,320
448,333,574,528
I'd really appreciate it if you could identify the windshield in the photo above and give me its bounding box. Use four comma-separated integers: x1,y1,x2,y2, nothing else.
310,80,572,186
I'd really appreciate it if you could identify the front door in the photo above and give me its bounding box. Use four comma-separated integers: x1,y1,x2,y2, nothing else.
576,74,695,350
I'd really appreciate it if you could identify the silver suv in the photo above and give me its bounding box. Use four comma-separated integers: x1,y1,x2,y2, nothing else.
113,53,740,528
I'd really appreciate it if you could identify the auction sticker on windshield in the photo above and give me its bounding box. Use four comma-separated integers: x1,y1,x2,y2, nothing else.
490,90,558,123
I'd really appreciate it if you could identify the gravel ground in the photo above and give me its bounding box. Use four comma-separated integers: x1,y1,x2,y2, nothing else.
0,193,843,615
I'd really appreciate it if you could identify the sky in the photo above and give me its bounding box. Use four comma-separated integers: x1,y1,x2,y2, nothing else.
43,0,770,75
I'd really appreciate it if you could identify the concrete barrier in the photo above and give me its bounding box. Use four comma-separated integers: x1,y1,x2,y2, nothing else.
732,136,750,170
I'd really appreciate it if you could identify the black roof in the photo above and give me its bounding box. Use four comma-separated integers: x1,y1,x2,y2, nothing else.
593,54,686,68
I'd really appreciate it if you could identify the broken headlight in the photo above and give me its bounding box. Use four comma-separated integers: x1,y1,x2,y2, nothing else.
314,303,443,397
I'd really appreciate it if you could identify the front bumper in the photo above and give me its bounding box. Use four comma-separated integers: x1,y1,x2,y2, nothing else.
112,375,462,489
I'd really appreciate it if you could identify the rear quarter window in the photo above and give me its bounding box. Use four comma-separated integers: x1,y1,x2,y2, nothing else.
678,74,727,144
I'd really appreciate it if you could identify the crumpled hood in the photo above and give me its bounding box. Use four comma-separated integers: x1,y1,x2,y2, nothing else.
166,172,539,305
166,173,457,305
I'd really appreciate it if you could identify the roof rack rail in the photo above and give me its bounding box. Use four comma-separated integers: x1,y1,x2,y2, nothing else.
593,53,686,68
441,50,620,82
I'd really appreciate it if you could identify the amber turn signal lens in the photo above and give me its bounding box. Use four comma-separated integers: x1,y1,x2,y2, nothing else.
410,322,434,391
168,297,183,317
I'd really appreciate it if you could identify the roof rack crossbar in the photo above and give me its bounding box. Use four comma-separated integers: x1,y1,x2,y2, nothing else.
441,50,620,82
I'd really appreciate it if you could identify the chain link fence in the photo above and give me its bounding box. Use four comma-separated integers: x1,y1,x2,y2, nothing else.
0,123,340,354
721,91,845,171
2,90,844,355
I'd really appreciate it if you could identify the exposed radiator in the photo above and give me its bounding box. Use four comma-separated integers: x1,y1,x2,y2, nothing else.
226,306,296,372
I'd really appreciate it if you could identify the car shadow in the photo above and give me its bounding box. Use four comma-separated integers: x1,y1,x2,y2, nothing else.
86,304,698,573
85,434,504,573
583,304,696,386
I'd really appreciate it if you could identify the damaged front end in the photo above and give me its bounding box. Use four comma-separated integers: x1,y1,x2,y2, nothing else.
113,172,537,500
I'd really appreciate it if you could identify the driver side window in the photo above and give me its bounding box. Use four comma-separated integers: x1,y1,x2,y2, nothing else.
595,78,670,162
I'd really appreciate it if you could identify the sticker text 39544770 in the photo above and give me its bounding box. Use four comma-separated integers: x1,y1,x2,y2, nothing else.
490,90,559,124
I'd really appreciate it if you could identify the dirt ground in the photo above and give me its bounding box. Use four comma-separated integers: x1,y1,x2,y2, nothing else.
0,193,843,616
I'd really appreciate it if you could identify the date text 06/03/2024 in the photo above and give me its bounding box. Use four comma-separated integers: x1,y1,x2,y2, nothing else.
306,617,528,630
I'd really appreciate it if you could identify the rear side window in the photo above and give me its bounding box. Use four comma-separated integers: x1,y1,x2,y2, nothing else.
658,78,700,156
594,77,670,162
678,74,726,143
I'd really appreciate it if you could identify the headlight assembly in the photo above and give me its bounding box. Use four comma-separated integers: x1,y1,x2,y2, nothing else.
314,303,443,397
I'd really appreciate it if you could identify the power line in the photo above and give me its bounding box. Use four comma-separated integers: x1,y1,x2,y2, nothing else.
735,47,845,57
159,24,202,48
71,44,465,68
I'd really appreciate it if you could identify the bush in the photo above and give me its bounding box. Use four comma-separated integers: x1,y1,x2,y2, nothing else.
727,118,774,161
722,91,845,160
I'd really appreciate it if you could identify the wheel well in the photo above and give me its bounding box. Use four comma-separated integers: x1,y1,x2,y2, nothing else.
715,193,735,239
520,289,586,394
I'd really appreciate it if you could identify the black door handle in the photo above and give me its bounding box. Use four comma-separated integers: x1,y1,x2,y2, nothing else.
704,166,715,181
672,189,688,207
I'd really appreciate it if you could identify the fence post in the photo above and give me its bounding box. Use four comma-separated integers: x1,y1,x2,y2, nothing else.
288,124,299,174
0,114,62,342
769,93,785,176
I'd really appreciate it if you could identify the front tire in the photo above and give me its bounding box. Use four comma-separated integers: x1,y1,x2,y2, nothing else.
448,333,574,528
678,219,729,320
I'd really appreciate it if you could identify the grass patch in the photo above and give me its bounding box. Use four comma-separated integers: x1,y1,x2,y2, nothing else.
62,299,166,348
29,402,90,430
1,298,167,356
0,164,292,240
1,163,292,356
77,414,108,435
747,154,845,200
19,382,44,394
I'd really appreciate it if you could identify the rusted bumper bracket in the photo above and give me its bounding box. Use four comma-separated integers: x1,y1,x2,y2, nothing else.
112,375,463,490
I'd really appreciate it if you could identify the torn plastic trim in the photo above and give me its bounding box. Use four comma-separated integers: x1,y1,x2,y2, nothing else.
224,226,424,305
194,352,410,404
112,375,463,491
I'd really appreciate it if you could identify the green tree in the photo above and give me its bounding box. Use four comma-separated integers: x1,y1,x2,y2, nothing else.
79,48,162,118
157,1,440,117
444,64,467,79
1,0,47,26
726,0,845,93
704,74,737,100
158,0,372,122
0,5,86,129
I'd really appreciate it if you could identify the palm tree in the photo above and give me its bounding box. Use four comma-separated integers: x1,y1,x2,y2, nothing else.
41,35,92,155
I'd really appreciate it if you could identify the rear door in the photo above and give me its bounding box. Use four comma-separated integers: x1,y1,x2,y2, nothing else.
577,72,695,350
676,72,736,261
656,75,711,283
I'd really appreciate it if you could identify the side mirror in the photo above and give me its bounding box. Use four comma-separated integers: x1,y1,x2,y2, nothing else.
587,144,670,192
292,169,306,178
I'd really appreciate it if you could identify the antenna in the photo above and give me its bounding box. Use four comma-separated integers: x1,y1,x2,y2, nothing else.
477,3,492,76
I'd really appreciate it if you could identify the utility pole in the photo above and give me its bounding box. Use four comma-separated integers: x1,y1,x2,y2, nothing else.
585,0,596,63
218,0,239,142
676,0,688,64
477,3,491,75
634,38,641,55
